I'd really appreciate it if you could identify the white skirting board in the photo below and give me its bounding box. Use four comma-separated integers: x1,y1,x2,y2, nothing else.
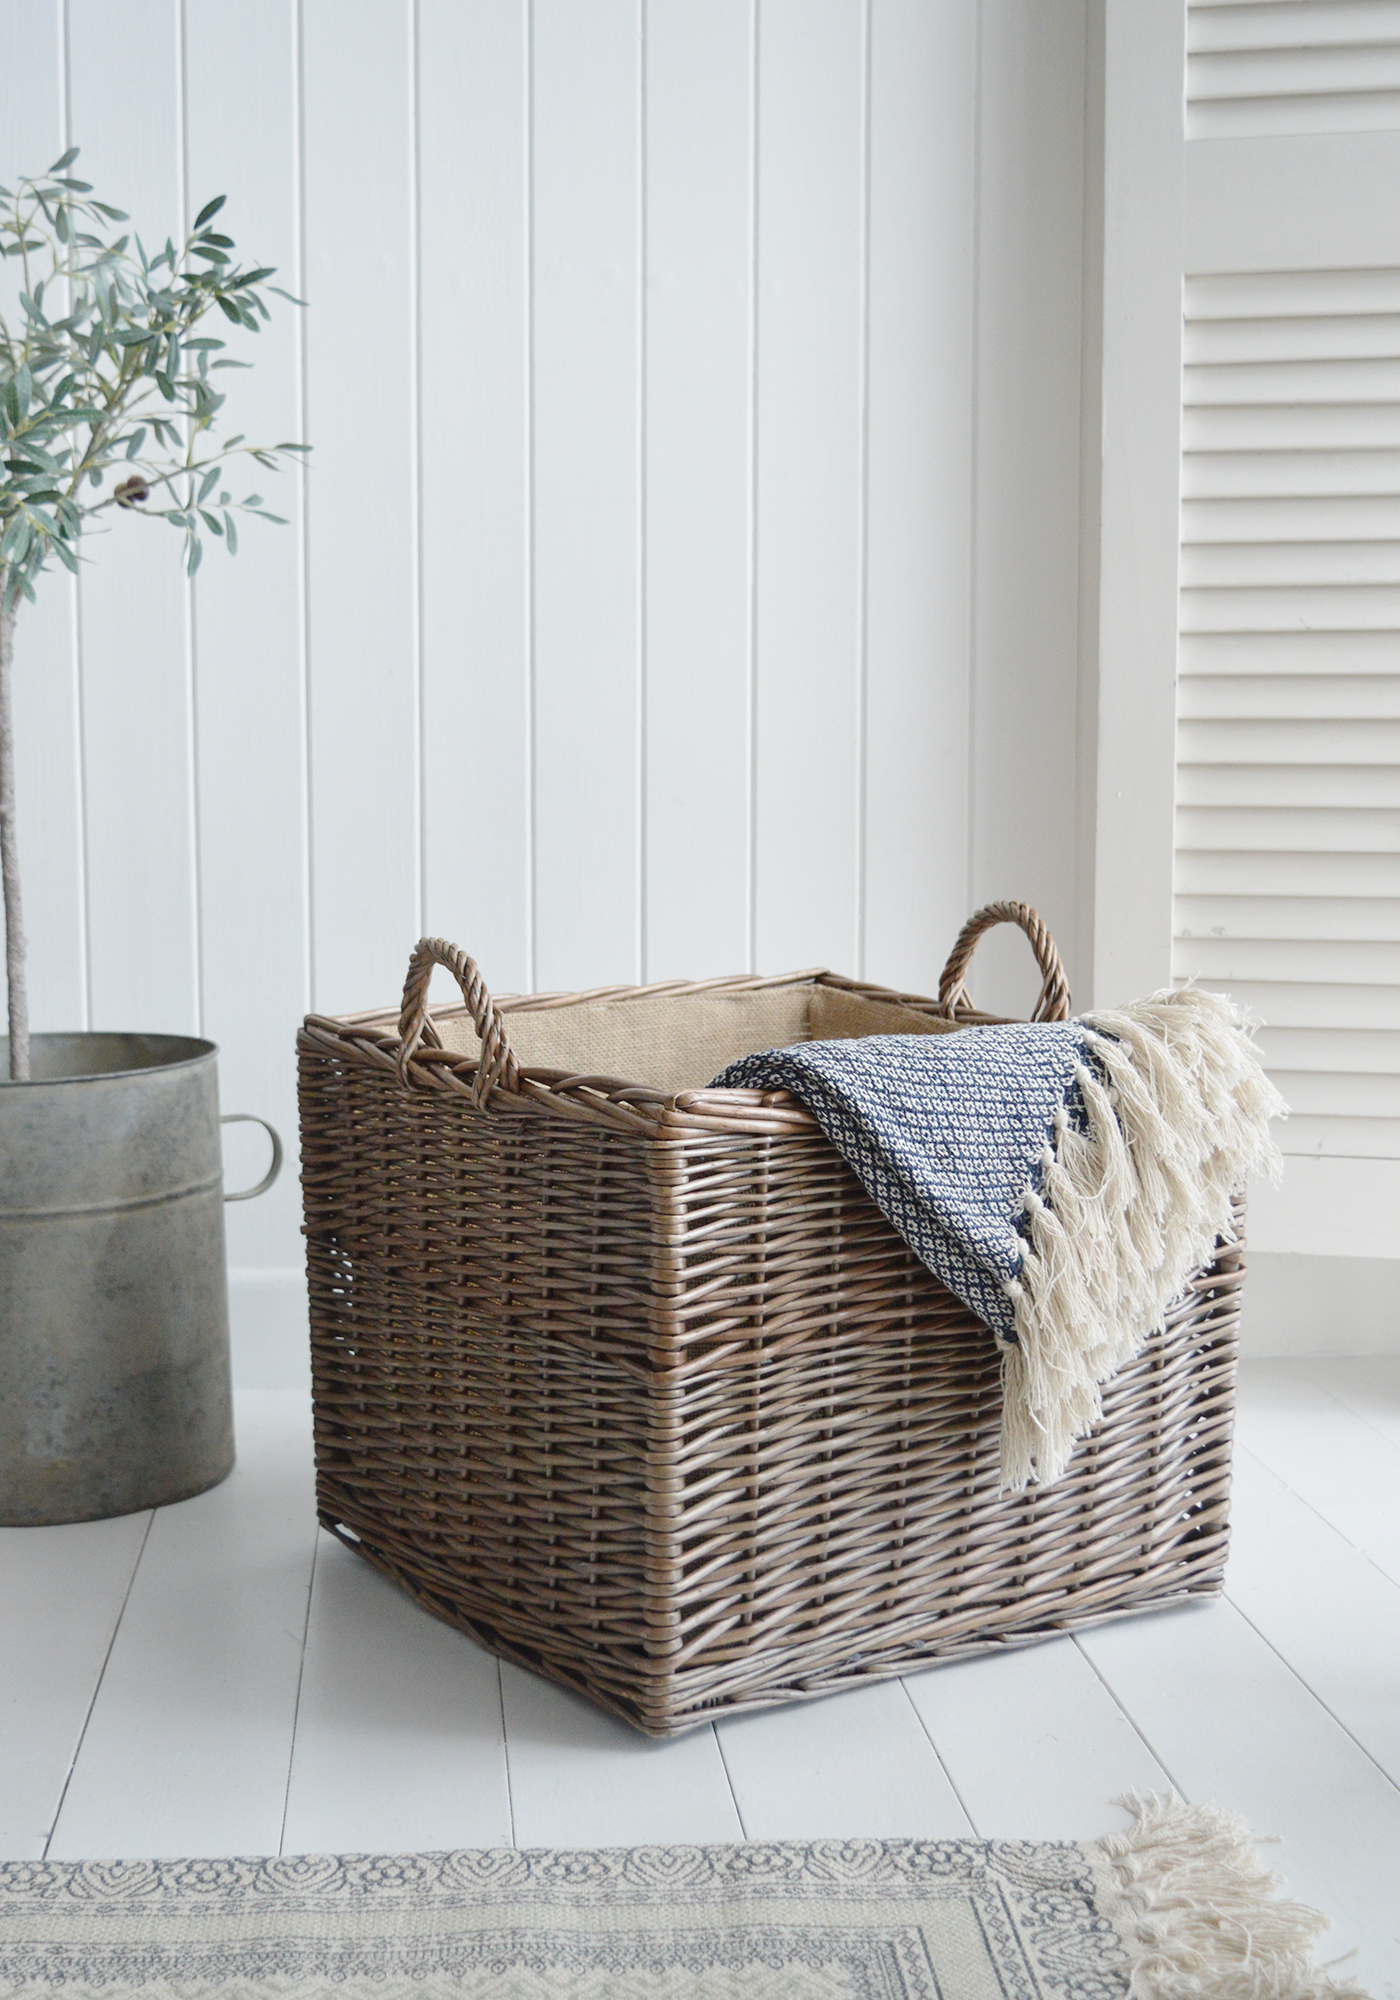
227,1249,1400,1389
1238,1251,1400,1360
227,1269,311,1390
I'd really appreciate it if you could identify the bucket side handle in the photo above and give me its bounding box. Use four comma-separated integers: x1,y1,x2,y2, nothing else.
221,1113,284,1202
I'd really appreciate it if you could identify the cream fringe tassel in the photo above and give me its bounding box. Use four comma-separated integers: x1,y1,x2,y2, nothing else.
1000,988,1286,1490
1098,1793,1369,1998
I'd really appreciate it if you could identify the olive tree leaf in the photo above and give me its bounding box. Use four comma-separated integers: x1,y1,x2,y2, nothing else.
2,148,309,621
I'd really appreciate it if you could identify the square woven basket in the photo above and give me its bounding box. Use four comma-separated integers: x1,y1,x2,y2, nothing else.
297,902,1243,1737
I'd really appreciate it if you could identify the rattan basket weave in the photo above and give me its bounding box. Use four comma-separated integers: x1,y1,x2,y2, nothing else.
297,902,1242,1736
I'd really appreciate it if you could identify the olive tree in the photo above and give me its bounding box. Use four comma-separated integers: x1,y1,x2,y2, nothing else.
0,149,304,1079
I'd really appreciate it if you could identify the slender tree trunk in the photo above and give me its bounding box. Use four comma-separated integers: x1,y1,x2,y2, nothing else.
0,578,30,1082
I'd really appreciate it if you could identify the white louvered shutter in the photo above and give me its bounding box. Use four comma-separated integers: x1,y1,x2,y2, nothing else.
1187,0,1400,138
1100,1,1400,1257
1176,268,1400,1174
1179,4,1400,1251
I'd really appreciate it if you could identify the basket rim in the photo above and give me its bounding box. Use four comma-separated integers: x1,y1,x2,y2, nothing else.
298,965,1012,1141
302,903,1068,1138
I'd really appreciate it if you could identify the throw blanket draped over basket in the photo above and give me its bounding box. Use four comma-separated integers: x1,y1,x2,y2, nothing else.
715,988,1285,1489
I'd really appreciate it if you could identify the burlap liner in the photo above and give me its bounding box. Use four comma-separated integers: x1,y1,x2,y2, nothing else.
432,981,962,1096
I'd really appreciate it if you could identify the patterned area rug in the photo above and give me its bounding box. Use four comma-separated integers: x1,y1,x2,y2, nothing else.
0,1797,1364,1998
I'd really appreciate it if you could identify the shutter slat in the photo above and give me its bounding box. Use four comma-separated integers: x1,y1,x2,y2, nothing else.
1178,849,1400,895
1173,936,1400,981
1179,804,1400,850
1269,1068,1400,1116
1184,2,1400,52
1256,1025,1400,1073
1179,764,1400,807
1187,358,1400,402
1277,1112,1400,1156
1183,495,1400,540
1208,980,1400,1029
1180,583,1400,630
1176,893,1400,941
1183,404,1400,450
1187,315,1400,365
1190,3,1400,55
1186,270,1400,318
1179,674,1400,718
1178,717,1400,760
1181,541,1400,585
1191,45,1400,104
1181,630,1400,672
1183,448,1400,497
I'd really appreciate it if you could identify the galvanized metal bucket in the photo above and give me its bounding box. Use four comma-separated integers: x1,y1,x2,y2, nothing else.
0,1033,281,1526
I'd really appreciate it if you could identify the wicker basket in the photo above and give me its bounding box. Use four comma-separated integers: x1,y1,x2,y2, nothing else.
297,902,1242,1737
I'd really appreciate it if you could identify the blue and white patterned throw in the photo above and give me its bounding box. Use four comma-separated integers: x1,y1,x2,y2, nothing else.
713,1023,1097,1349
715,991,1285,1489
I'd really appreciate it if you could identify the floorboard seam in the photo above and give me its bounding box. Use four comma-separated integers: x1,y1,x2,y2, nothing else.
1234,1437,1400,1590
497,1661,516,1850
42,1510,156,1861
1318,1392,1400,1450
1236,1444,1400,1598
1222,1590,1400,1800
1234,1442,1372,1557
896,1677,980,1838
1288,1363,1400,1460
710,1723,750,1842
1242,1365,1400,1481
278,1529,321,1856
1069,1633,1188,1803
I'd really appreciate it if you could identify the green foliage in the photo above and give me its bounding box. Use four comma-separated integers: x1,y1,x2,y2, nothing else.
0,149,305,611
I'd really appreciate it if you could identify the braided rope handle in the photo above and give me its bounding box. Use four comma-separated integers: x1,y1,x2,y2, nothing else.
936,902,1071,1023
397,937,521,1107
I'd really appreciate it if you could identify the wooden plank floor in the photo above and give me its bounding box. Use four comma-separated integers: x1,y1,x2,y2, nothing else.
2,1362,1396,1994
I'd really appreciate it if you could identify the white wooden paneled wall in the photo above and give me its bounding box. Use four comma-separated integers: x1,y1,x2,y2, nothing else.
0,0,1093,1369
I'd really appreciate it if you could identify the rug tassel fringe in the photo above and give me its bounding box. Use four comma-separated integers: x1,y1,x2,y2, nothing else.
1099,1793,1370,1999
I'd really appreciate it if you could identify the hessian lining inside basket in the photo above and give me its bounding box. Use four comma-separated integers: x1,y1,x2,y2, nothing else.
428,980,964,1097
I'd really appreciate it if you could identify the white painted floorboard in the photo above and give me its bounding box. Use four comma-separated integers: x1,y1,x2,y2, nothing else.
282,1535,511,1858
499,1663,742,1851
0,1510,149,1859
1,1364,1396,1988
1297,1354,1400,1453
1080,1600,1400,1995
904,1635,1173,1842
1227,1446,1400,1788
46,1394,318,1862
1235,1361,1400,1591
715,1679,973,1842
